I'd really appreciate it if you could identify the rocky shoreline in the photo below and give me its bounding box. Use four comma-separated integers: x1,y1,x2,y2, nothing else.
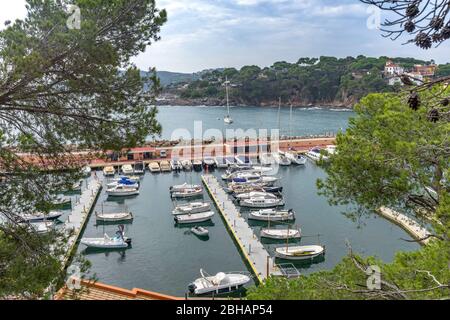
156,97,355,109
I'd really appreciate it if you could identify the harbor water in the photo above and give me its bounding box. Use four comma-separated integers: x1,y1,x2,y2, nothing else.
76,106,420,296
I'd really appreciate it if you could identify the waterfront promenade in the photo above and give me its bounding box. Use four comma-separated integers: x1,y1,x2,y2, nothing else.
378,207,432,245
61,176,102,267
202,174,282,283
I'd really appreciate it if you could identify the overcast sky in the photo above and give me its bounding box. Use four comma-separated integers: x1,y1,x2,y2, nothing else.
1,0,449,73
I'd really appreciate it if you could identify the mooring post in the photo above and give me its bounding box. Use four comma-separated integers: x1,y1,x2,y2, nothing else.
266,256,270,278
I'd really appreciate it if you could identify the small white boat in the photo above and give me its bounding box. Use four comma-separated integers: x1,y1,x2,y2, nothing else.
82,166,92,177
170,183,202,193
121,164,134,175
103,166,116,177
148,162,161,173
188,269,251,295
28,221,54,234
174,211,214,224
170,159,183,171
171,188,203,199
21,211,63,222
172,202,211,215
107,179,139,189
274,152,291,166
106,185,139,197
235,191,279,201
306,147,329,162
285,152,307,165
275,245,325,260
224,115,233,124
249,209,294,221
81,228,131,249
160,160,172,172
181,159,193,171
133,162,145,174
260,153,276,166
95,211,133,222
191,226,209,237
239,197,285,208
203,157,216,167
260,228,301,240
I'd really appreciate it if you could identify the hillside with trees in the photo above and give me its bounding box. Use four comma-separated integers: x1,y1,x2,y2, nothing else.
160,56,442,108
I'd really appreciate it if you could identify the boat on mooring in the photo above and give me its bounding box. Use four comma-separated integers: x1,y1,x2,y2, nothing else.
275,245,325,260
188,269,251,295
121,164,134,175
248,209,294,221
234,191,280,201
103,166,116,177
191,226,209,237
81,226,132,249
107,177,139,189
95,211,133,222
174,211,214,224
239,197,285,208
149,162,161,173
20,211,63,223
170,183,202,193
285,152,307,165
133,161,145,175
160,160,172,172
181,159,193,171
260,228,301,240
106,185,139,197
171,187,203,199
172,202,211,215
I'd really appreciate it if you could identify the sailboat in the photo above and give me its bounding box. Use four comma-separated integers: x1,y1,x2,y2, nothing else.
224,76,233,124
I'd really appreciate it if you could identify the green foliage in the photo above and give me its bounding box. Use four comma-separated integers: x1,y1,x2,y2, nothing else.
0,0,166,298
247,241,449,300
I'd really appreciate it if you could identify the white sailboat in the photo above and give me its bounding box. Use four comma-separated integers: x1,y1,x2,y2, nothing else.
174,211,214,224
224,76,233,124
260,228,301,240
248,208,294,221
172,202,211,215
81,226,132,249
275,245,325,260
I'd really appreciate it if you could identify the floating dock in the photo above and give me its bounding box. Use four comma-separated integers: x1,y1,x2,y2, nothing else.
61,176,102,267
202,174,282,283
378,207,432,245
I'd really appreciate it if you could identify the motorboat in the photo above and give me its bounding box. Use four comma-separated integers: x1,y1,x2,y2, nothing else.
306,147,329,162
260,153,276,166
160,161,172,172
192,160,203,171
107,177,139,189
106,185,139,197
285,152,307,165
133,161,145,175
232,175,279,186
239,197,285,208
248,209,295,221
260,228,301,240
203,157,216,168
263,186,283,193
181,159,193,171
274,152,291,166
51,195,72,208
221,167,272,180
121,164,134,175
235,155,252,166
81,226,132,249
170,183,202,193
110,176,139,184
174,211,214,224
103,166,116,177
82,166,92,177
95,211,133,222
28,221,55,234
234,191,279,201
20,211,63,223
170,159,183,171
188,269,251,295
214,156,228,169
171,188,203,199
148,162,161,173
191,226,209,237
275,245,325,260
172,202,211,215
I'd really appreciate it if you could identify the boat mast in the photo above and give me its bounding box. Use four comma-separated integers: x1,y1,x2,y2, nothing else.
225,76,230,117
289,102,293,139
277,97,281,133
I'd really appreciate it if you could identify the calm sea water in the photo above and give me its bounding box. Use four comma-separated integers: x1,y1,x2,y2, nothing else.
75,106,420,297
154,106,353,140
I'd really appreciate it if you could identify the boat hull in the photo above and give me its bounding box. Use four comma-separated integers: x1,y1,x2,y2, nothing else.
174,212,214,224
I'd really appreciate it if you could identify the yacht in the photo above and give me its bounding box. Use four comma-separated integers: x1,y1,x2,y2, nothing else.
121,164,134,175
102,166,116,177
248,209,295,221
106,185,139,197
239,197,285,208
188,269,251,295
274,152,291,166
285,152,307,165
148,162,161,173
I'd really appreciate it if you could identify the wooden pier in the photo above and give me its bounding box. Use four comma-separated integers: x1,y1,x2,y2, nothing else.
378,207,432,245
202,174,282,283
61,176,103,267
